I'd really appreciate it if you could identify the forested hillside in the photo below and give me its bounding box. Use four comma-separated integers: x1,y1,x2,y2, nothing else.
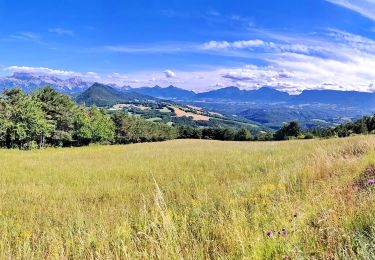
0,87,176,149
76,83,154,106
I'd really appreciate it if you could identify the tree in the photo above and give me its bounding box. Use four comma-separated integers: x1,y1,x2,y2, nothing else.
0,99,12,147
221,128,236,141
354,118,368,134
367,115,375,133
72,106,93,146
89,106,115,144
254,131,274,141
113,112,176,144
33,86,76,146
177,126,202,139
0,88,53,149
274,121,301,141
235,127,252,141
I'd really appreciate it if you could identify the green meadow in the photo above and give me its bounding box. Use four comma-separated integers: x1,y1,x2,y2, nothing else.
0,137,374,259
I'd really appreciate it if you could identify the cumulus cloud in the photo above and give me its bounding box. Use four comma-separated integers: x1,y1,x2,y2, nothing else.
164,70,176,78
231,40,265,48
202,41,232,50
222,71,255,81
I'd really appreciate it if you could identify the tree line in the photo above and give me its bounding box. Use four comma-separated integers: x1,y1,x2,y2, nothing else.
178,117,375,141
0,87,373,150
309,116,375,138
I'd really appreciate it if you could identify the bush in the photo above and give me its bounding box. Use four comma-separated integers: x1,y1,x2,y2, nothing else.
304,133,315,139
24,141,39,150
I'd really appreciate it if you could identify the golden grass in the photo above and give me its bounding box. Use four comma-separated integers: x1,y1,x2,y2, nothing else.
0,137,374,258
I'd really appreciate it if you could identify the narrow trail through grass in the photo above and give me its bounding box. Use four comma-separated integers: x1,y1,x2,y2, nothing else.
0,137,374,258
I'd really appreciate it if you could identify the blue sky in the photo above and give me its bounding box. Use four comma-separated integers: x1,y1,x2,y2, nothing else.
1,0,375,93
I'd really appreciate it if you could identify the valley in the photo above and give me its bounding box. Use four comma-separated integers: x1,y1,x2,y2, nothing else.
75,83,265,130
1,72,373,130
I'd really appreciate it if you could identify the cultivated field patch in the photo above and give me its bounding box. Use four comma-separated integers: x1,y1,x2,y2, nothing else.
173,106,210,121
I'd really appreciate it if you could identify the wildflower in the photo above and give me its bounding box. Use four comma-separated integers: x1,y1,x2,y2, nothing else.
368,179,375,185
191,199,199,207
281,228,288,237
266,230,273,237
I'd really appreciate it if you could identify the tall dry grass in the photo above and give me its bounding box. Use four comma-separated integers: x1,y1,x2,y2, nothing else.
0,136,374,259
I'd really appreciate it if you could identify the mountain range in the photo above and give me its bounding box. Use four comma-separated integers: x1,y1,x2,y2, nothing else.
75,83,367,130
0,72,94,94
1,72,375,111
1,73,375,129
132,85,375,111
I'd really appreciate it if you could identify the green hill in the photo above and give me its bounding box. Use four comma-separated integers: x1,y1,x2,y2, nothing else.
75,83,264,130
76,83,154,106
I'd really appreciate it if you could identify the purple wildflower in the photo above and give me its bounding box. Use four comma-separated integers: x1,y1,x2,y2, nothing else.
281,228,288,237
266,230,273,237
368,179,375,185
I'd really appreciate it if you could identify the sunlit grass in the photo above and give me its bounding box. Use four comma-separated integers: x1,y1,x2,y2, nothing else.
0,137,374,258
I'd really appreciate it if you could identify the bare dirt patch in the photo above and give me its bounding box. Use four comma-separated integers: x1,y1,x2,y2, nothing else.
173,107,210,121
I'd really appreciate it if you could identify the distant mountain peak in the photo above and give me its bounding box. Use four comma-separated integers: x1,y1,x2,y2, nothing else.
194,85,290,102
257,86,278,91
225,86,240,90
76,83,154,106
0,73,93,94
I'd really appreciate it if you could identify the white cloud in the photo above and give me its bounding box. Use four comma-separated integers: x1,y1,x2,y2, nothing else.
325,0,375,21
232,40,265,48
5,27,375,94
164,70,176,78
201,39,314,54
104,43,196,54
85,72,100,79
49,28,74,36
5,66,81,77
9,32,40,42
202,41,231,49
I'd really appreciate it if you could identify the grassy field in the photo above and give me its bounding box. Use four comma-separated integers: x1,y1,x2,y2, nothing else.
0,137,374,259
